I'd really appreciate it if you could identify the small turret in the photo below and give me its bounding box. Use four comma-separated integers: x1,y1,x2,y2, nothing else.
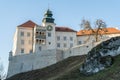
9,51,13,61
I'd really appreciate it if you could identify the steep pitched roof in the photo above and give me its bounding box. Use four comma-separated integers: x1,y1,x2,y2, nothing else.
77,28,120,36
18,20,37,28
55,27,77,32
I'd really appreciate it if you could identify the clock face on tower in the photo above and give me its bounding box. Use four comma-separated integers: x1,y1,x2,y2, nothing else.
47,25,53,31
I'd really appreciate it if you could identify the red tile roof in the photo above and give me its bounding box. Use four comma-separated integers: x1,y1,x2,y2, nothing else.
18,21,76,32
77,28,120,36
18,20,37,28
55,27,77,32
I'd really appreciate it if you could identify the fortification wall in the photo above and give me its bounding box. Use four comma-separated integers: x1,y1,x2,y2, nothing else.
7,49,57,78
7,41,104,78
63,41,102,59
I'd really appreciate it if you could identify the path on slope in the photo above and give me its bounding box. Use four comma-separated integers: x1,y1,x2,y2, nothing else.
48,57,84,80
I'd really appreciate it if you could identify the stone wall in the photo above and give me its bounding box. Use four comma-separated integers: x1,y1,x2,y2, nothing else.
7,41,102,78
7,39,107,78
7,49,57,78
63,42,94,58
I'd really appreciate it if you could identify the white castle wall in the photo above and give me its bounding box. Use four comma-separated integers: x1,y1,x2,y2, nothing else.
63,40,104,59
63,43,93,58
7,39,108,78
56,31,77,50
7,42,102,78
7,49,58,78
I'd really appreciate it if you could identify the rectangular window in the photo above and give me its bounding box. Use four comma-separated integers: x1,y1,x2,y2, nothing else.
70,43,73,48
29,50,32,53
39,46,41,51
64,36,67,41
57,43,60,48
78,41,82,45
57,36,60,41
27,32,30,37
70,37,73,41
21,32,24,36
48,33,51,37
64,43,67,48
21,40,24,45
21,48,24,53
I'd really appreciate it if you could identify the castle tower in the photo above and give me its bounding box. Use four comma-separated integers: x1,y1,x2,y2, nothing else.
33,9,56,53
42,9,56,50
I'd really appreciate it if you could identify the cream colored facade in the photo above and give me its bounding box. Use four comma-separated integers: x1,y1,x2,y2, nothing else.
12,27,33,56
12,22,120,56
12,25,77,56
12,9,77,56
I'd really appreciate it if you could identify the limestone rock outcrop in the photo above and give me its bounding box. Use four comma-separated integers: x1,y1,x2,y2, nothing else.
80,36,120,75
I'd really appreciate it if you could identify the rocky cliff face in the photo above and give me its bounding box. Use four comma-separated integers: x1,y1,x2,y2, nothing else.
80,36,120,75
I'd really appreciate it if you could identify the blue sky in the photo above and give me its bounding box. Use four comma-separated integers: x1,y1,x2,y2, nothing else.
1,0,120,72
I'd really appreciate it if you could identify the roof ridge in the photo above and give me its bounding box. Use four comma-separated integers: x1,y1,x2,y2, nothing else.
56,26,77,32
18,20,37,28
77,27,120,36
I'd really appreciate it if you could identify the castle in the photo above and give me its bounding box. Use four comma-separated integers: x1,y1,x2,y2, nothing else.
7,9,120,78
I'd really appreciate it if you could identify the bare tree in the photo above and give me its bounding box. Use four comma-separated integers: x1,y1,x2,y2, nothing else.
80,19,107,42
80,19,92,30
80,19,92,43
0,59,6,80
94,19,107,42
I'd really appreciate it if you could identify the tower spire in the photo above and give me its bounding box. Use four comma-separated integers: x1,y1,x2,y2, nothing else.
48,3,50,10
42,8,55,23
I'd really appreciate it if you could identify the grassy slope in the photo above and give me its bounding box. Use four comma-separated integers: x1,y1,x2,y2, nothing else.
56,54,120,80
6,54,120,80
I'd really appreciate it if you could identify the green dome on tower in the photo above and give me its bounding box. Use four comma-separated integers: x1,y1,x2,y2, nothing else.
42,9,55,23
